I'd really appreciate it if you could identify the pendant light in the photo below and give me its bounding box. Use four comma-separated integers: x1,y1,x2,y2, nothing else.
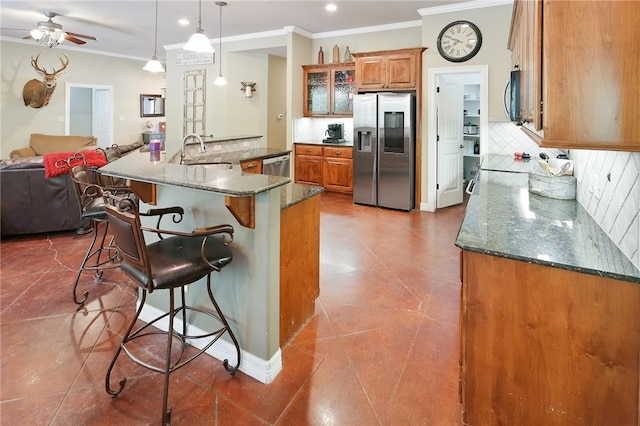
184,0,214,53
143,0,165,72
213,1,228,86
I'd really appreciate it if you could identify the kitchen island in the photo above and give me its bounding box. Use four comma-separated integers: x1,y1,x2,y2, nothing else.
100,149,323,383
456,165,640,425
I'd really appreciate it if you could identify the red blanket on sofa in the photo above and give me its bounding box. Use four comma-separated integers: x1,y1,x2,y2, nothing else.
43,151,107,178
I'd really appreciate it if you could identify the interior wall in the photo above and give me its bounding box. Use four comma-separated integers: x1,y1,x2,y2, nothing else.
310,25,422,66
0,40,165,158
226,51,268,137
420,4,514,209
267,55,287,150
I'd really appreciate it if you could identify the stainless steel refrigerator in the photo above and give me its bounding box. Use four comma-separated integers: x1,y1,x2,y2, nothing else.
353,92,416,211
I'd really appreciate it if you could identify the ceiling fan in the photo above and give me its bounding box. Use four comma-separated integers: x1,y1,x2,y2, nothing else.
14,11,98,48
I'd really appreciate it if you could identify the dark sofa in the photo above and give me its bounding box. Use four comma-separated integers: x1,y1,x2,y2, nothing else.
0,142,143,237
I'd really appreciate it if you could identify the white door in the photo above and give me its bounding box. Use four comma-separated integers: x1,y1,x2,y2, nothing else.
436,74,464,208
94,89,111,147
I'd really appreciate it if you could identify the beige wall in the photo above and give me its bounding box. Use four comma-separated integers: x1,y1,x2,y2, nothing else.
421,4,514,122
0,41,165,158
267,55,287,150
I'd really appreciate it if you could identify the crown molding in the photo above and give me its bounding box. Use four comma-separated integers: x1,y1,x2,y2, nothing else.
419,0,513,16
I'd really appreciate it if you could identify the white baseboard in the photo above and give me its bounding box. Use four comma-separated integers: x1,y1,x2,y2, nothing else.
139,303,282,384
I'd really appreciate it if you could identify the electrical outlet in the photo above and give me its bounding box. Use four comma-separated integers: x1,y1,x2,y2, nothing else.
213,144,222,151
57,116,64,122
243,142,251,148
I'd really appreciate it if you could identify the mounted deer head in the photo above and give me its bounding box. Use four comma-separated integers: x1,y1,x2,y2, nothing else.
22,54,69,108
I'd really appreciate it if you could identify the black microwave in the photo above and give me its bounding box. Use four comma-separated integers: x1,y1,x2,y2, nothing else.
509,69,521,122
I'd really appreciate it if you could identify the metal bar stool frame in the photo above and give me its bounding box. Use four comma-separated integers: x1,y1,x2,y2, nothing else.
57,153,122,306
102,192,241,426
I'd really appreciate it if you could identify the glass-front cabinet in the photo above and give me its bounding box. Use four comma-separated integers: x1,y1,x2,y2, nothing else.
303,63,355,117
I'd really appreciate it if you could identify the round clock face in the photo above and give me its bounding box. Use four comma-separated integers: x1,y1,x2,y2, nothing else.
437,20,483,62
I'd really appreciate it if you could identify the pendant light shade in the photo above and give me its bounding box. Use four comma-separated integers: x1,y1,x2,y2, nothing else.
144,0,165,73
143,56,165,73
213,1,227,86
184,0,214,53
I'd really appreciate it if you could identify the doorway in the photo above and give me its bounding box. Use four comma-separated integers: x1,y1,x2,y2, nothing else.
65,83,113,148
425,65,488,211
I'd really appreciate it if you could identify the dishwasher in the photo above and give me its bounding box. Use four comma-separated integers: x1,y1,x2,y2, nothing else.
262,154,290,177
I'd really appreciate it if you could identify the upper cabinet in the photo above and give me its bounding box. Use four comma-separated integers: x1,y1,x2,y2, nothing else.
508,0,542,133
509,0,640,152
353,48,425,92
302,63,355,117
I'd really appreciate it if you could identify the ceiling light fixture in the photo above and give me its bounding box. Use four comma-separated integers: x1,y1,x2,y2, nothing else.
325,4,337,12
143,0,165,73
30,28,66,48
183,0,214,53
213,1,228,86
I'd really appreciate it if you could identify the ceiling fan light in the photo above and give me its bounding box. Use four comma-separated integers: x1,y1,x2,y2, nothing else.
183,29,214,52
56,31,66,44
30,29,44,40
143,56,165,73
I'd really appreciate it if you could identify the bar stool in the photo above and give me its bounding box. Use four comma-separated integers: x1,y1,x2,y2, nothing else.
102,191,241,426
58,153,123,306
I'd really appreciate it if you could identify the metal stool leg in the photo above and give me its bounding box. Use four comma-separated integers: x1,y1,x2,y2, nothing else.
72,219,99,305
73,219,119,307
105,288,146,398
206,274,241,374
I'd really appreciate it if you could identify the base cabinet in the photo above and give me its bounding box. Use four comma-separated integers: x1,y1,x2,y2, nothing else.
460,251,640,425
280,195,320,346
294,145,323,186
322,146,352,193
294,144,353,194
240,159,262,174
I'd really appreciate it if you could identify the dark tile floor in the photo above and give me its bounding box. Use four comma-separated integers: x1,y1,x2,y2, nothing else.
1,192,467,425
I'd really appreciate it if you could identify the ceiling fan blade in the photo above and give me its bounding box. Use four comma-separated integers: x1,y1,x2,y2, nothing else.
64,34,86,45
65,31,97,41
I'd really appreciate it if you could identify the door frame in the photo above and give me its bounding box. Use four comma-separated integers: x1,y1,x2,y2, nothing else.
423,64,488,212
65,83,114,147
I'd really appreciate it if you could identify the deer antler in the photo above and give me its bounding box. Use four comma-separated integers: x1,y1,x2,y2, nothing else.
31,54,47,75
54,55,69,75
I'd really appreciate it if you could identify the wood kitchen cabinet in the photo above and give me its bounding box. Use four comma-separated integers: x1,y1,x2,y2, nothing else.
509,0,640,151
294,144,323,186
322,146,352,193
294,144,353,194
239,159,262,174
302,63,355,117
353,48,424,92
508,0,542,133
460,250,640,425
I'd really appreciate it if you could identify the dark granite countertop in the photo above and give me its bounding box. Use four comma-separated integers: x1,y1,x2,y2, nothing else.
280,183,324,210
100,149,290,196
181,148,291,165
455,169,640,283
294,141,353,147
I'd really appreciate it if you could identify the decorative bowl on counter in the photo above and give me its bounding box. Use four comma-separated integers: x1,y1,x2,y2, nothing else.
528,172,577,200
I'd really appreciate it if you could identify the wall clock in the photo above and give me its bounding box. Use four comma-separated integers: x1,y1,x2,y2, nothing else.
437,20,483,62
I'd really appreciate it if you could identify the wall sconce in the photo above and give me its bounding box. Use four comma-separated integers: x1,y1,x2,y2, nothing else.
241,82,256,98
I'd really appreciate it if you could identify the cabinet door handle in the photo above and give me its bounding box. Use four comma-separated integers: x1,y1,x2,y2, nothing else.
246,163,256,168
335,150,341,155
305,148,312,153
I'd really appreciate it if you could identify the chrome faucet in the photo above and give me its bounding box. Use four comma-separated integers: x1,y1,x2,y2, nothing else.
181,133,207,163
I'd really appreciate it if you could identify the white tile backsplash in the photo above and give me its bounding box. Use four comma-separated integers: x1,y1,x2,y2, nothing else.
294,118,353,143
488,122,541,156
488,121,639,270
570,150,639,270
